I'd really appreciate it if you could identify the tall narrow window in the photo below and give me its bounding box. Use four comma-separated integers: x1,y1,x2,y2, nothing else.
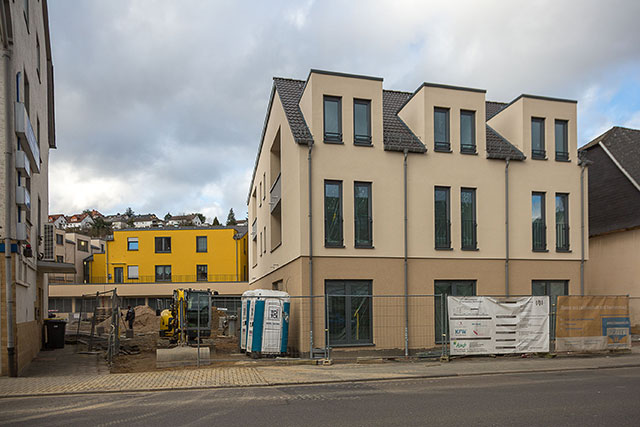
460,110,476,153
434,107,450,151
434,186,451,249
36,35,40,80
326,280,372,345
532,192,546,251
324,96,342,143
324,180,343,247
461,188,477,250
354,182,372,247
555,193,569,251
196,265,208,281
555,120,569,161
196,236,207,252
353,99,371,145
531,118,545,159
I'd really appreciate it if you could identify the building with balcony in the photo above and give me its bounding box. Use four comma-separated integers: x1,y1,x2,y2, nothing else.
43,226,104,284
48,226,249,313
248,69,588,356
581,126,640,331
0,0,57,376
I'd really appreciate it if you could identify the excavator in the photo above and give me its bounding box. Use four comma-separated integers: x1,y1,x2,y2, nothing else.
156,289,213,367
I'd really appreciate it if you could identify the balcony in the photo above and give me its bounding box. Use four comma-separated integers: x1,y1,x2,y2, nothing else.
15,185,31,210
270,172,281,213
16,223,27,242
14,102,40,173
15,150,31,177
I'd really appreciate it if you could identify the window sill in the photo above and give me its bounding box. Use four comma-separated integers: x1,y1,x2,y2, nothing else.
324,140,344,145
461,247,479,251
354,142,373,147
460,150,477,155
355,245,375,249
196,251,208,253
556,248,572,253
435,247,453,251
155,251,171,254
531,156,547,161
434,148,452,153
555,158,571,163
325,244,346,249
532,248,549,253
270,242,282,253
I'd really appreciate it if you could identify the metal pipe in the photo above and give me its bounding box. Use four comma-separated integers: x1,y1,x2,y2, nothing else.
234,233,238,282
504,158,510,297
307,142,314,357
580,160,586,296
403,149,409,358
3,45,17,376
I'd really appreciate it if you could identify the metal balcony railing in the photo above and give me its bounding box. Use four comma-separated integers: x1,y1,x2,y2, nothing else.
461,219,477,249
435,220,451,249
555,151,569,161
532,221,547,251
50,274,244,285
14,102,40,173
556,223,570,251
532,148,546,159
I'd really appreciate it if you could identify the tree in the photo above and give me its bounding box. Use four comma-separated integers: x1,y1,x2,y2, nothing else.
212,216,221,226
89,217,112,238
195,213,206,224
125,207,134,218
164,212,172,221
82,209,91,215
226,208,237,226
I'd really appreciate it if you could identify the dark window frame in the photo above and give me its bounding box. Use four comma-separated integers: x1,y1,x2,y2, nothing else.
323,95,343,143
353,99,372,146
354,181,373,248
531,117,546,159
460,188,477,250
434,280,477,343
324,180,344,247
532,192,547,251
555,119,569,161
434,186,451,249
78,240,89,252
460,110,476,154
325,279,373,346
155,265,171,282
196,264,208,282
155,236,171,253
555,193,570,252
196,236,207,253
434,107,451,152
127,265,139,280
127,237,139,251
55,234,63,245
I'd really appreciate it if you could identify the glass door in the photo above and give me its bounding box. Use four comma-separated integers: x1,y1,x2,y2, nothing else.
435,280,476,343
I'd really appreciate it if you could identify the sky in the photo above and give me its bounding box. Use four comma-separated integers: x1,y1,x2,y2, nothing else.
47,0,640,221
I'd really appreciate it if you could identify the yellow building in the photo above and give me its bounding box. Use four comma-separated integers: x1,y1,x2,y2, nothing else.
88,226,248,284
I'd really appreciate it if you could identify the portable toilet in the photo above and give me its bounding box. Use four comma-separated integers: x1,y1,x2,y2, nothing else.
240,290,258,352
246,290,290,357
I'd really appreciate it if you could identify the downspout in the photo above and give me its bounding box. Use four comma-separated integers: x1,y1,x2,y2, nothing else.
234,232,239,282
504,157,510,297
3,45,17,376
307,142,314,357
580,159,587,296
403,149,409,358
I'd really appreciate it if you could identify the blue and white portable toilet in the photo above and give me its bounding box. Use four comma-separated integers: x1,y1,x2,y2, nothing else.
245,290,290,357
240,290,258,352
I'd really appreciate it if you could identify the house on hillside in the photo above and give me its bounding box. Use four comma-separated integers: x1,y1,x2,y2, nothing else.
103,214,128,230
132,213,163,228
48,214,67,229
166,214,203,227
580,126,640,331
65,213,94,230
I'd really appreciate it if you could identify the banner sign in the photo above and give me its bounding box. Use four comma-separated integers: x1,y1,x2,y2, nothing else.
448,296,549,355
555,296,631,352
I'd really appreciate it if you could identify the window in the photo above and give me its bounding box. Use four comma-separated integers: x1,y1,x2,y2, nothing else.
531,118,546,159
114,267,124,284
196,236,207,252
36,35,40,81
127,265,139,280
354,182,372,247
326,280,372,346
127,237,139,251
323,96,342,143
353,99,371,145
48,298,72,313
24,72,30,115
532,192,546,251
56,255,63,263
197,265,208,281
155,236,171,253
324,180,343,247
263,226,266,254
78,240,89,252
23,0,29,27
434,186,451,249
460,110,476,153
263,172,266,200
556,193,569,251
434,107,450,151
122,298,146,309
434,280,476,343
555,120,569,161
155,265,171,282
461,188,477,250
56,234,63,245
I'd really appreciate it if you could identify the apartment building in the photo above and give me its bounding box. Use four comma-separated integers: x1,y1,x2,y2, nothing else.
248,69,587,356
0,0,55,375
45,226,104,284
581,126,640,331
49,226,250,313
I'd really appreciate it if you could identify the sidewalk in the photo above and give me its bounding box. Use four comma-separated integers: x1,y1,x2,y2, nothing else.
1,349,639,398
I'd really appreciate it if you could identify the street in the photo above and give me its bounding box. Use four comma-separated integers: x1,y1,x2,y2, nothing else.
1,366,639,426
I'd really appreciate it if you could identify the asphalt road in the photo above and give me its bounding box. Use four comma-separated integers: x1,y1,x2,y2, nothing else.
1,367,639,426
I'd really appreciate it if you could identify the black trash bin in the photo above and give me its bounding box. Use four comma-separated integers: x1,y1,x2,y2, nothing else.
44,319,66,349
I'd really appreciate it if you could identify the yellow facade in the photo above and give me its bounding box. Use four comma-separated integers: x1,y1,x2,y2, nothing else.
88,227,248,284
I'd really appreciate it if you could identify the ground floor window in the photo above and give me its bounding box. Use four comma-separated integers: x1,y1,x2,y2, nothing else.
155,265,171,282
48,298,72,313
123,297,146,308
149,297,173,312
326,280,372,346
434,280,476,343
74,297,97,314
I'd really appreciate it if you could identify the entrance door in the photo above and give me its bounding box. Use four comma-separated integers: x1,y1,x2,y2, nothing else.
532,280,568,340
114,267,124,284
434,280,476,343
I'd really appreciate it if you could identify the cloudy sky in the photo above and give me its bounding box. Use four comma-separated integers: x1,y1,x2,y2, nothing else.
47,0,640,221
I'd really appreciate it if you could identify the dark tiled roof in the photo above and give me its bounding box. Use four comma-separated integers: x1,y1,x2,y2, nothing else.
382,90,426,153
485,124,525,160
581,126,640,185
273,78,313,145
486,101,507,120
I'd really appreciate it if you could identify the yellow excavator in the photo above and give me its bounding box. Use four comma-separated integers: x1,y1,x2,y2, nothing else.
157,289,213,367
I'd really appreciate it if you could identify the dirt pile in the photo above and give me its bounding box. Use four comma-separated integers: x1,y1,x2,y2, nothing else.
98,305,160,334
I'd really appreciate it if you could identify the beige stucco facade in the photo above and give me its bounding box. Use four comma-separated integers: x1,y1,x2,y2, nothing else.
248,70,586,355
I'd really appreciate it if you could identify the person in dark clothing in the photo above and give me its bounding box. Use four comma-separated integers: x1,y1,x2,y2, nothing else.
125,305,135,329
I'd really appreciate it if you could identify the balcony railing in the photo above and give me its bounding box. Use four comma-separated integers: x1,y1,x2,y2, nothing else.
555,151,569,161
461,219,477,249
532,221,547,251
14,102,40,173
354,217,373,247
434,141,451,152
556,223,570,251
51,273,243,285
15,185,31,210
532,149,546,159
435,220,451,249
270,172,281,213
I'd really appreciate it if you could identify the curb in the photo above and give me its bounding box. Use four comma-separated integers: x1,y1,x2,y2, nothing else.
2,362,639,399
